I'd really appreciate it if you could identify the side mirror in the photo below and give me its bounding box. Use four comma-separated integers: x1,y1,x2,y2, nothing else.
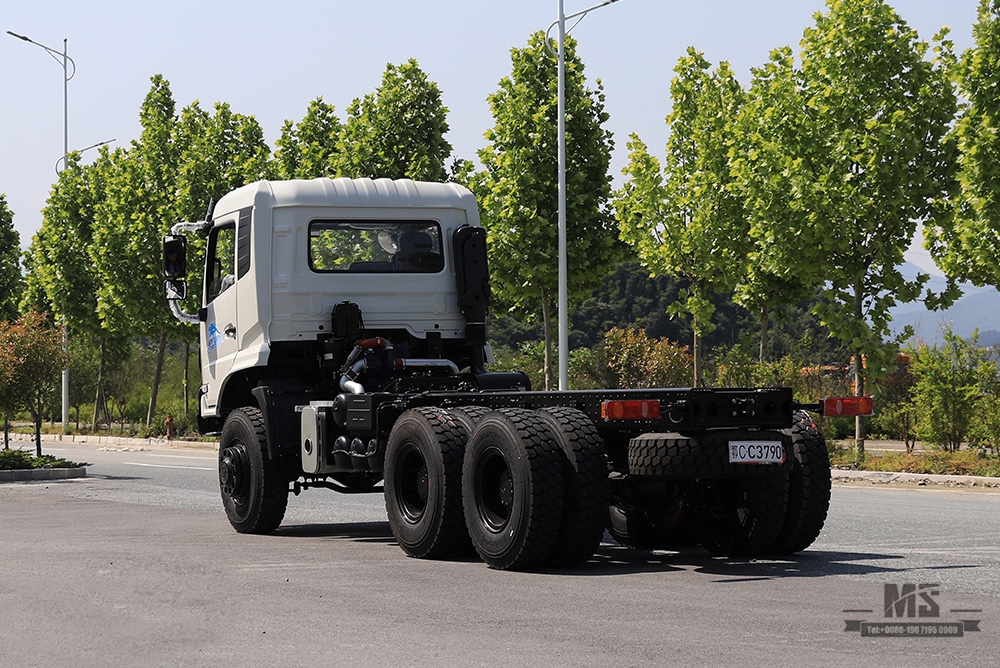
164,279,187,301
163,235,187,278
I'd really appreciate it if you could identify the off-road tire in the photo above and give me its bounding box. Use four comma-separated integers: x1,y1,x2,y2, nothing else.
384,407,472,559
463,409,565,570
771,411,831,554
219,407,289,534
607,498,698,550
445,405,491,439
536,407,609,566
697,473,789,557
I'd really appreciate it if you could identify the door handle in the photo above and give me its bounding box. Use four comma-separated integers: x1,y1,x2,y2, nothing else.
224,324,236,339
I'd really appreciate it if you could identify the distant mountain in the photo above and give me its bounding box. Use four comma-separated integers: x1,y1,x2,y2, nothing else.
887,263,1000,346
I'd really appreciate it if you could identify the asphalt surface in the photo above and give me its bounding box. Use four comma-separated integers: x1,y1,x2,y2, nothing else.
1,440,998,667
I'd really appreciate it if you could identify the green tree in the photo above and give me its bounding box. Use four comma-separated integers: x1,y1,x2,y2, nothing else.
925,1,1000,290
911,329,994,452
177,100,272,221
730,49,827,364
475,32,622,389
0,312,65,455
334,59,452,181
23,152,127,431
970,393,1000,454
94,77,179,338
869,355,918,452
25,154,99,335
92,77,273,428
616,49,747,385
0,195,23,320
93,76,179,429
731,0,958,453
273,97,343,179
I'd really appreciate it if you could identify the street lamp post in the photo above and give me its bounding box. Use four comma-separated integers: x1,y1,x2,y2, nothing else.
8,30,76,429
548,0,623,391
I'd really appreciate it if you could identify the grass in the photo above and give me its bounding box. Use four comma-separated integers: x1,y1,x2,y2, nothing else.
830,445,1000,477
0,448,89,471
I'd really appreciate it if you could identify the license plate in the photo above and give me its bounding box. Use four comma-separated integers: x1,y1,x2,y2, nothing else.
728,441,785,464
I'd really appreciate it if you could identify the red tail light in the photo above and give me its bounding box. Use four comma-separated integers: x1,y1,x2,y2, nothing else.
821,396,874,417
601,400,661,420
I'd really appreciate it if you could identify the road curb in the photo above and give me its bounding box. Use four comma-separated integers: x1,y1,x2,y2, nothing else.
833,468,1000,489
0,467,88,483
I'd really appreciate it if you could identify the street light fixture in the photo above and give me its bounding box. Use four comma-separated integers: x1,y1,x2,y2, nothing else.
55,139,116,174
546,0,624,391
8,29,77,429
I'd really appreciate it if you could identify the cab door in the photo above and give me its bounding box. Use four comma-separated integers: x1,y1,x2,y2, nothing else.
200,219,239,414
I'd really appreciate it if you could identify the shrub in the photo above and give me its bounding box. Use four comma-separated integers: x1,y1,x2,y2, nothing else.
911,329,996,452
598,327,692,389
0,448,88,470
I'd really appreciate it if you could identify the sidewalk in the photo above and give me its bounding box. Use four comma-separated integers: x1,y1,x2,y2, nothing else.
4,430,218,453
833,468,1000,490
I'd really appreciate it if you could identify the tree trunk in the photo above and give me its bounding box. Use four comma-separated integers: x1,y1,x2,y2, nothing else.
3,415,9,450
853,279,866,456
183,341,190,415
33,395,43,457
692,316,703,388
92,337,106,432
147,326,168,428
540,286,553,391
759,306,770,364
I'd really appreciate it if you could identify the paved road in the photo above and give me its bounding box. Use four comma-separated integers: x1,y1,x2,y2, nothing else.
1,442,998,667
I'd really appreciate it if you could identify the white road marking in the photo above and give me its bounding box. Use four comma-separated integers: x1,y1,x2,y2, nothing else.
148,453,216,461
124,462,214,471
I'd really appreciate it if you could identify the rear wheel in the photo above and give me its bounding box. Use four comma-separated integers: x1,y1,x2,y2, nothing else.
463,409,564,570
219,407,288,534
772,411,831,554
608,495,698,550
536,407,609,566
697,474,788,557
384,407,471,559
444,405,490,440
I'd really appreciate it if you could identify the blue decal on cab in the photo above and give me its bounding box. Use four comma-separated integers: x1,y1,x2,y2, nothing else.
207,323,223,351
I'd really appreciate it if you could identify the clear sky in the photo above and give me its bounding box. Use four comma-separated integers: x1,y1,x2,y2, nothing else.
1,0,981,273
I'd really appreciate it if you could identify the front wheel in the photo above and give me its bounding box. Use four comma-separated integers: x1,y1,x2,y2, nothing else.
219,407,288,534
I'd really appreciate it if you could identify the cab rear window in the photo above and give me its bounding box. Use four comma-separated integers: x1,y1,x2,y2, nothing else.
308,220,444,273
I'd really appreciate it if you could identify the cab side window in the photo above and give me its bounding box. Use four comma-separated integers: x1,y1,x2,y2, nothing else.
206,224,236,303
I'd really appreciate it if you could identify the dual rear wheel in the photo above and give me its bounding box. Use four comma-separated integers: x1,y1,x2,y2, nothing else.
614,414,831,557
384,406,609,570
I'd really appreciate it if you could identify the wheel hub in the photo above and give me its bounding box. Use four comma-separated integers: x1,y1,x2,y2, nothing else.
219,444,250,500
477,448,514,532
398,446,429,522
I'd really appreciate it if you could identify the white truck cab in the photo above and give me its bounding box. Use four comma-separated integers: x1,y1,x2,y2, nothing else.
167,177,490,425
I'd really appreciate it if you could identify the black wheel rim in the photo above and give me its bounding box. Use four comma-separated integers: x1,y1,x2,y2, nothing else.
219,442,251,506
475,446,514,532
396,443,429,523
